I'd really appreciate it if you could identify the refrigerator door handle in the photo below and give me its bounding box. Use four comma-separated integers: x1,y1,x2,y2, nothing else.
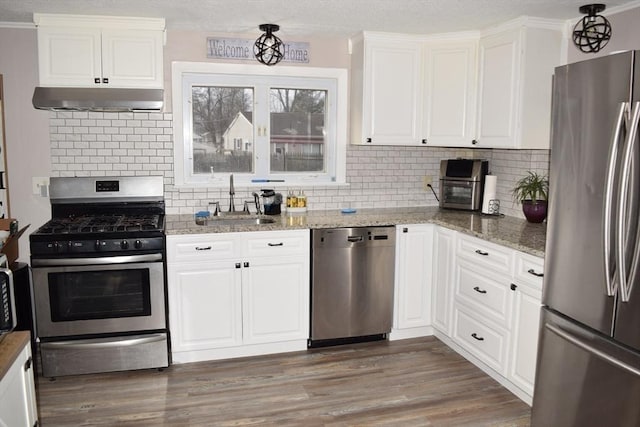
618,101,640,302
546,322,640,377
604,102,629,297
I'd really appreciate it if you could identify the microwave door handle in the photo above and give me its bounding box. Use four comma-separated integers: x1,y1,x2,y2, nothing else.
617,101,640,302
604,102,629,296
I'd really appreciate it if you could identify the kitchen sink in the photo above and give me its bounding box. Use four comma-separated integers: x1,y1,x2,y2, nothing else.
196,216,277,226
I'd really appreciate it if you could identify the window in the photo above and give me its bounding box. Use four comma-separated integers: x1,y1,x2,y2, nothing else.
172,62,348,187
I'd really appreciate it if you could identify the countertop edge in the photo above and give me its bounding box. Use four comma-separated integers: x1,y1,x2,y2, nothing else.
165,208,546,258
0,331,30,381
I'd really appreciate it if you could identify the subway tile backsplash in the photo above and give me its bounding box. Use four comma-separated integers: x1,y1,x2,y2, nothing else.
49,112,549,219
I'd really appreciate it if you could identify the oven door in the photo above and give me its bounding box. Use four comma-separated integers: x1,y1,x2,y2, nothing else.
32,254,165,338
440,178,482,210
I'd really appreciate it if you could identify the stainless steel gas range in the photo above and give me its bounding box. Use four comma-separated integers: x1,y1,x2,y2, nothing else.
29,176,169,377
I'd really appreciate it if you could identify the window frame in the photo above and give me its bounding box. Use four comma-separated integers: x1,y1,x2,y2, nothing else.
172,62,348,188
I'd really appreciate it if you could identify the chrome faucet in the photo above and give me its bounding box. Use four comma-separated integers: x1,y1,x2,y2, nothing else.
228,174,236,212
252,192,262,215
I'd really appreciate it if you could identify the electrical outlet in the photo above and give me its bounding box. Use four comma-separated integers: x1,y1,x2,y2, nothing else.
423,175,432,191
32,176,50,197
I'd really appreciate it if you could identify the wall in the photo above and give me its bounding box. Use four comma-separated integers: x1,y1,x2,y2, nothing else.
0,27,51,262
48,109,548,218
567,4,640,64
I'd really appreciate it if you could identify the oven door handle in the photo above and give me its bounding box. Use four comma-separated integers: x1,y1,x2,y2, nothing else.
31,253,163,267
41,333,167,349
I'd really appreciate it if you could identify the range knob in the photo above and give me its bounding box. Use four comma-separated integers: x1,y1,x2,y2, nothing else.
120,240,130,250
95,240,103,250
134,239,143,249
52,241,62,253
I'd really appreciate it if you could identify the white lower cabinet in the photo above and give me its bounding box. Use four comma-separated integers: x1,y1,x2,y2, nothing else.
0,334,38,427
438,231,543,405
391,224,434,340
167,229,310,363
507,252,544,397
432,226,455,335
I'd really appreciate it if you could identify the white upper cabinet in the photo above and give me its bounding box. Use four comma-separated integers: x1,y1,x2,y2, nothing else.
422,37,478,147
35,14,165,88
350,33,423,145
475,20,562,149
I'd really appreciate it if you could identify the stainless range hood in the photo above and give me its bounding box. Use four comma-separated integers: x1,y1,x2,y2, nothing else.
32,87,164,112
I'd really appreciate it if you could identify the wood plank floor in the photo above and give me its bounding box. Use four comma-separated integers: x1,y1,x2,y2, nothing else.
35,337,531,426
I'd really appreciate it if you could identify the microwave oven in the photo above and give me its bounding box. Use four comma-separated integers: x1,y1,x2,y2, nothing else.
439,159,489,211
0,254,16,339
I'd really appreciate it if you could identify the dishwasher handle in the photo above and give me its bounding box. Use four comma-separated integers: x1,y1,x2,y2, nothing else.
347,235,364,243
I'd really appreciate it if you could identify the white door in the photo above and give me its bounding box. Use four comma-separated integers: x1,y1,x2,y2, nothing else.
362,40,422,145
394,225,433,329
0,344,37,427
241,256,309,344
37,27,102,86
101,29,164,88
509,282,542,396
475,29,521,148
432,227,455,335
167,262,242,351
423,41,477,147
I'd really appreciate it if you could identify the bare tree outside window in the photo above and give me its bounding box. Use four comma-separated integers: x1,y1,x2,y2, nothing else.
191,86,254,173
270,88,326,173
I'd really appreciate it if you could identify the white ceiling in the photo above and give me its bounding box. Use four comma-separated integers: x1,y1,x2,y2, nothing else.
0,0,636,37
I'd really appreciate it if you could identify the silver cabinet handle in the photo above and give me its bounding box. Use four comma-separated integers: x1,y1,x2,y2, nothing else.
475,249,489,256
473,286,487,294
618,101,640,302
195,246,212,251
527,268,544,278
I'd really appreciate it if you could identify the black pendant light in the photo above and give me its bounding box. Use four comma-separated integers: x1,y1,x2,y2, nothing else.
573,4,612,53
254,24,284,66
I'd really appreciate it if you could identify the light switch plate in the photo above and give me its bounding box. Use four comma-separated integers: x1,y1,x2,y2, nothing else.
32,176,50,196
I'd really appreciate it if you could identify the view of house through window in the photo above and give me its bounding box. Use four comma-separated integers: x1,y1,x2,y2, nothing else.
190,86,327,176
191,86,254,173
269,88,326,173
175,64,347,186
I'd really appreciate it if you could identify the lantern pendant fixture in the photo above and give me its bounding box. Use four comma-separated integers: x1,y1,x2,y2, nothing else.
254,24,284,66
573,4,612,53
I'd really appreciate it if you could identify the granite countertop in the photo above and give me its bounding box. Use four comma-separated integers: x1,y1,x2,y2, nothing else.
0,331,30,380
166,207,546,257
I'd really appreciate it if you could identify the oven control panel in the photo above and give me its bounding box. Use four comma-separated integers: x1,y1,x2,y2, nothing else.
31,237,164,255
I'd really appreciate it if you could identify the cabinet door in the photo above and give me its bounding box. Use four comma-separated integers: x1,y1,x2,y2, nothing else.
0,343,37,427
423,41,477,147
241,255,310,344
432,227,455,334
509,279,542,397
37,27,102,86
101,29,164,88
394,225,433,330
361,39,422,145
167,262,242,351
475,29,521,148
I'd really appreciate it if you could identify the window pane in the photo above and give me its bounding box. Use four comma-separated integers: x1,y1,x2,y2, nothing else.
269,88,326,173
192,86,254,174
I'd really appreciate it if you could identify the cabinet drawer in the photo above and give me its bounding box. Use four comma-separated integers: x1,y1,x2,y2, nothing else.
243,230,310,258
514,251,544,289
456,261,510,326
453,307,508,373
457,233,513,274
167,234,239,263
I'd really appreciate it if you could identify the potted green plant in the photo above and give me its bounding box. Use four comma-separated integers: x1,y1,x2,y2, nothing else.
512,171,549,223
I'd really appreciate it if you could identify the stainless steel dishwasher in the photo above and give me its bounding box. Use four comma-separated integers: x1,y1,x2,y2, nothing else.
310,226,396,346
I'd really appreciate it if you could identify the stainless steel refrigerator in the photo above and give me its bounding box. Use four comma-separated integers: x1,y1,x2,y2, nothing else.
532,51,640,426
